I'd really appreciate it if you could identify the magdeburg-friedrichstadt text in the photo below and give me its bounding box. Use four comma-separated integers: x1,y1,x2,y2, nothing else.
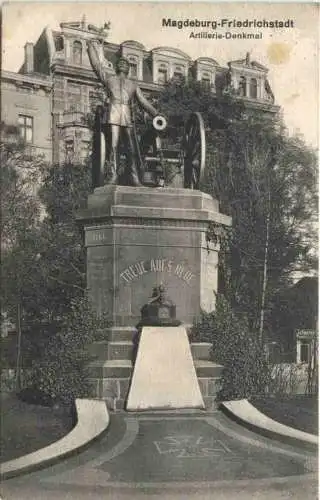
162,18,294,29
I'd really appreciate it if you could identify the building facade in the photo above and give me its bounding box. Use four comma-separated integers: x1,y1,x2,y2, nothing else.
1,70,52,159
2,19,278,164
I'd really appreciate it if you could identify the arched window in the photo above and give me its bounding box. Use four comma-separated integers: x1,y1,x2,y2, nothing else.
250,78,257,98
72,41,82,65
157,63,168,84
128,56,138,79
239,76,246,97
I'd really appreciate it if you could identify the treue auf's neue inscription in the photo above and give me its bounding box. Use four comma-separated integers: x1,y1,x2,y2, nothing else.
120,258,195,285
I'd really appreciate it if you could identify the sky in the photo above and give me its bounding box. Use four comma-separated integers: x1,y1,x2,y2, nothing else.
2,2,319,149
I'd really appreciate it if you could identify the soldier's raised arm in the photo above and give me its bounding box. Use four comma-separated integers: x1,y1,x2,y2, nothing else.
135,86,158,118
87,39,108,84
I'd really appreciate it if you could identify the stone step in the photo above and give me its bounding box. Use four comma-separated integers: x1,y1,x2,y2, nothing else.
109,327,136,341
191,342,211,360
90,341,133,361
108,395,219,411
194,360,223,378
89,359,222,379
89,374,221,412
91,375,221,401
89,359,133,379
90,340,212,361
109,341,132,361
108,325,194,342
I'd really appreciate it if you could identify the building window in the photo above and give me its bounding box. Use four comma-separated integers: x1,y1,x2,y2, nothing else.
55,35,64,52
72,41,82,65
89,90,103,111
250,78,258,98
300,343,310,363
67,83,82,112
157,64,168,84
103,42,109,59
129,61,138,78
80,140,91,161
238,76,247,97
201,71,211,88
65,139,74,162
18,115,33,143
173,65,184,81
128,57,138,79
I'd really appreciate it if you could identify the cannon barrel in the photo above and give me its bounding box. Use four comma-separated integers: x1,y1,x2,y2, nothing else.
152,115,167,132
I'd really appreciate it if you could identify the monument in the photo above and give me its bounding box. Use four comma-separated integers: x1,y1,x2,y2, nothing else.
87,37,165,188
77,39,231,410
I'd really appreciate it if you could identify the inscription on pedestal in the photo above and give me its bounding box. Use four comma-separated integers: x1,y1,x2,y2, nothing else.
120,258,195,285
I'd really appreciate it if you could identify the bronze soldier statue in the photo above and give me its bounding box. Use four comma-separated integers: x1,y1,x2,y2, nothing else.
87,39,160,186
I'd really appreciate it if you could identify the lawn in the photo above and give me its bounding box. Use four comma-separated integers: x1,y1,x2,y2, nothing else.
251,394,318,436
1,392,74,462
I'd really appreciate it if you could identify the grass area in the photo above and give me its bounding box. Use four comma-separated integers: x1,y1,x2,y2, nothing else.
1,392,74,462
251,395,318,435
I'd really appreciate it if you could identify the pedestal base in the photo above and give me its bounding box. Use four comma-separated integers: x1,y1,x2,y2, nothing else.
88,335,223,411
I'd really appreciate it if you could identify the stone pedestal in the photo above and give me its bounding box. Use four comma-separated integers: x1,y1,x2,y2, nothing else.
77,186,231,410
78,185,230,325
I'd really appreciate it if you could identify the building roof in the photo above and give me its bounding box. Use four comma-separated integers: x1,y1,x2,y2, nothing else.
151,46,191,61
2,70,52,87
228,53,268,72
121,40,146,51
195,57,220,67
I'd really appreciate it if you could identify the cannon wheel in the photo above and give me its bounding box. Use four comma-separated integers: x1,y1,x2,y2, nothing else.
183,112,206,189
92,106,106,188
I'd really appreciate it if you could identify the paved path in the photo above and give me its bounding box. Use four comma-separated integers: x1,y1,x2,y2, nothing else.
1,410,317,499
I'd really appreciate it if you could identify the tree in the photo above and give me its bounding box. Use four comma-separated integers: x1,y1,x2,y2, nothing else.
158,78,318,339
1,144,93,376
1,137,47,387
23,160,92,358
1,139,44,249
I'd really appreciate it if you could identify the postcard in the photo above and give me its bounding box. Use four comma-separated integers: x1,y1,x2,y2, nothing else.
1,3,318,499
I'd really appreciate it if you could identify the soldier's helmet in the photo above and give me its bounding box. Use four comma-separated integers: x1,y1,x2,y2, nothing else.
116,57,130,75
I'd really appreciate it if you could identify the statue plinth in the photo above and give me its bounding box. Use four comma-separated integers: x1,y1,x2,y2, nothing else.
77,185,231,327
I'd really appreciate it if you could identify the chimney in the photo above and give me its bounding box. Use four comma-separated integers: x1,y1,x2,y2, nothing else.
24,42,34,73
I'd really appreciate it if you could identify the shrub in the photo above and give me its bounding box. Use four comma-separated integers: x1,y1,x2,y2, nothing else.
194,295,270,400
26,295,107,406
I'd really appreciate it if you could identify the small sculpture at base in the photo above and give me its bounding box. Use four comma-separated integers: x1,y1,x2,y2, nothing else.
132,285,181,364
139,285,181,327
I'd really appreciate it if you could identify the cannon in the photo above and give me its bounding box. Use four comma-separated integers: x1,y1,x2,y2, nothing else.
92,107,206,189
